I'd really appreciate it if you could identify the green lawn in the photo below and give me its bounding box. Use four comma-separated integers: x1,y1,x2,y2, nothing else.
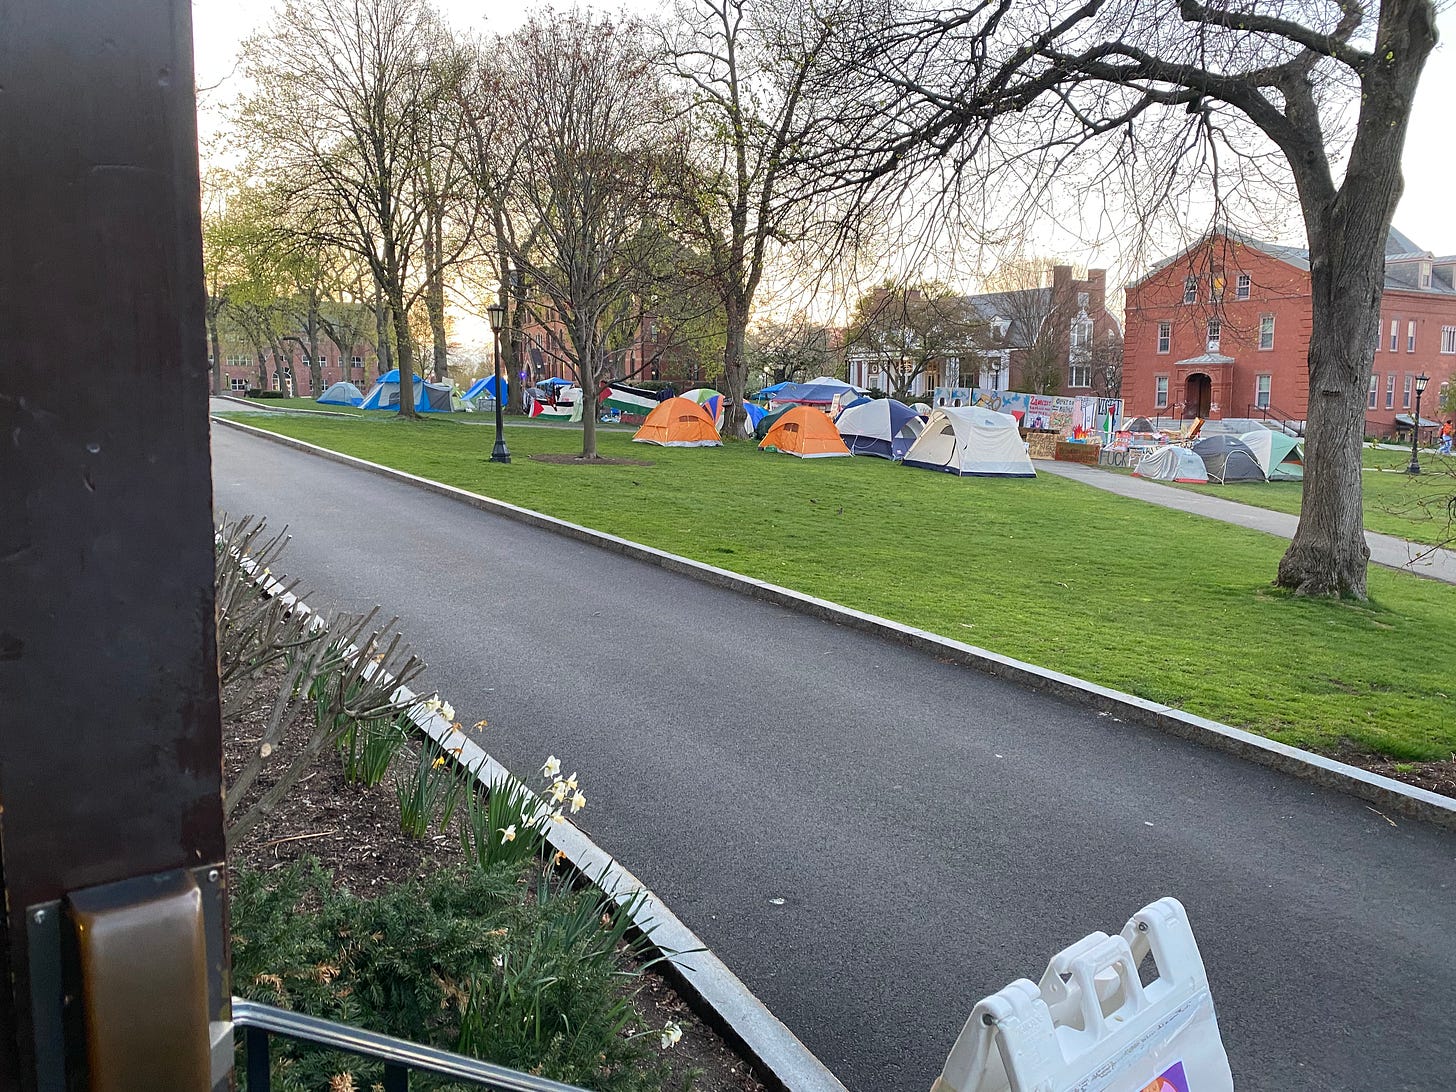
1160,446,1456,546
220,413,1456,763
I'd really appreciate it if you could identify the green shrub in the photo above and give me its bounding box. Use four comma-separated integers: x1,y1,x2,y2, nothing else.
231,860,669,1091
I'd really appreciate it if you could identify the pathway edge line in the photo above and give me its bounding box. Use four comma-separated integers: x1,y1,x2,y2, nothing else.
214,416,1456,832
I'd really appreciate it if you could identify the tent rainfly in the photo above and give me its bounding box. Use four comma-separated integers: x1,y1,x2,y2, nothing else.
631,397,722,447
1133,446,1208,483
902,407,1035,477
1192,435,1265,483
757,405,851,457
1238,430,1304,481
835,398,924,459
360,371,455,412
317,381,364,407
461,375,507,403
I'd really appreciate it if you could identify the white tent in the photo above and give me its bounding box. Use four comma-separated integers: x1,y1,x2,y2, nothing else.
902,407,1035,477
1134,446,1208,483
805,375,869,393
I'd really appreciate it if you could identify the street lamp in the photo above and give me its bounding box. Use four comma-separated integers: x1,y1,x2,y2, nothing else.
487,300,510,464
989,358,1002,392
1408,371,1430,474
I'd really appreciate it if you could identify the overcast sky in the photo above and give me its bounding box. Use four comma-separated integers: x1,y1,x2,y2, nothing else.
192,0,1456,271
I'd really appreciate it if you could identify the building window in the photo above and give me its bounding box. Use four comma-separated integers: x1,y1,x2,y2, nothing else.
1206,318,1221,350
1385,373,1396,409
1183,277,1197,304
1070,319,1092,351
1255,374,1272,409
1442,326,1456,354
1155,376,1169,408
1390,319,1399,352
1259,314,1275,350
1068,362,1091,389
230,376,248,392
1407,320,1416,352
1403,374,1413,409
1235,273,1251,300
1368,375,1379,409
1157,322,1171,353
351,355,364,369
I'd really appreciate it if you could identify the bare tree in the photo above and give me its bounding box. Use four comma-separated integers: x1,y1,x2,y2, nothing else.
844,282,988,400
496,11,671,459
666,0,840,437
235,0,478,417
820,0,1440,598
745,313,834,387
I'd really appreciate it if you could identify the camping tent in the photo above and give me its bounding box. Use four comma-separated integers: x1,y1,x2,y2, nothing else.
461,375,506,404
902,407,1035,477
1133,446,1208,483
835,398,924,459
805,375,869,394
766,382,855,407
754,404,793,441
757,405,851,458
317,381,364,407
360,371,456,413
1239,430,1304,481
1121,416,1159,433
631,397,721,447
1191,435,1264,483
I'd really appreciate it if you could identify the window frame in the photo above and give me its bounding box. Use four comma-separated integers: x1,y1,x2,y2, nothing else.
1235,273,1251,300
1183,277,1197,305
1407,319,1416,353
1157,322,1171,354
1403,374,1413,409
1442,326,1456,354
1258,314,1275,351
1368,374,1379,409
1385,373,1396,409
1067,361,1092,389
1390,319,1399,352
1155,376,1169,408
1255,374,1272,410
1206,317,1221,350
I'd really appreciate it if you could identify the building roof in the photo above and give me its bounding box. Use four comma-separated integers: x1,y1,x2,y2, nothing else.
1136,227,1456,296
961,287,1051,348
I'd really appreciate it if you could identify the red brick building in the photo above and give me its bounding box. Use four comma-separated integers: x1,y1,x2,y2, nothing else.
1123,229,1456,434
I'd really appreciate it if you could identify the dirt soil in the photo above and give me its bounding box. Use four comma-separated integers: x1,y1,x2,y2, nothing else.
224,678,766,1092
1335,748,1456,800
528,453,655,466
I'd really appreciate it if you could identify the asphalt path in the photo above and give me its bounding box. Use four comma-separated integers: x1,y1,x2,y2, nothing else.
213,426,1456,1092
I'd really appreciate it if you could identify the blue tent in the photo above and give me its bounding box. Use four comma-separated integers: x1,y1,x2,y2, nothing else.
768,382,854,406
757,381,792,397
317,381,364,406
462,375,507,402
360,371,455,412
835,398,924,459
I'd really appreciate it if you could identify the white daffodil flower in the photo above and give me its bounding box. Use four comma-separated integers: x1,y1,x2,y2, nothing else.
550,782,568,804
565,773,578,790
499,824,517,843
660,1022,682,1049
441,701,455,722
541,755,561,778
570,791,586,813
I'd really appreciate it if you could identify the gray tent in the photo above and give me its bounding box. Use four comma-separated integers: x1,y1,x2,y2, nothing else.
1191,435,1264,483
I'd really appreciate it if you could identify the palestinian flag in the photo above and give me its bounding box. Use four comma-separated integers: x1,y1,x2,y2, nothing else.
604,380,661,416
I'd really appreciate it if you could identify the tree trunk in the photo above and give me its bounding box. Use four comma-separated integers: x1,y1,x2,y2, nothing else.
374,291,393,378
507,283,526,415
307,288,323,396
424,213,448,382
721,293,748,439
208,310,223,395
389,285,418,419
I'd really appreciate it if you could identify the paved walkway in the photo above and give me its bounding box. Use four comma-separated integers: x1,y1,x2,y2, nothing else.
1037,460,1456,584
213,425,1456,1092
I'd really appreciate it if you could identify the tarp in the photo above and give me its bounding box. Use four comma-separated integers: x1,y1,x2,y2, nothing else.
805,375,869,393
835,398,924,460
758,405,851,458
1192,435,1265,483
631,397,721,447
317,381,364,407
767,382,855,406
360,373,454,412
461,375,506,402
1239,430,1304,481
902,406,1035,477
1133,446,1208,483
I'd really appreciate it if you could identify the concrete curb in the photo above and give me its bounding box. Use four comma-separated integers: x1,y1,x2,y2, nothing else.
215,414,1456,836
223,507,848,1092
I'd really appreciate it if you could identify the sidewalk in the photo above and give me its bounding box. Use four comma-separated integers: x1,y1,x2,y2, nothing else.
1037,460,1456,585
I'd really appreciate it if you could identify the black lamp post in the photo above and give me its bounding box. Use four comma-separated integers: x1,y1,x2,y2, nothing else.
1408,371,1429,474
487,300,510,464
989,358,1002,392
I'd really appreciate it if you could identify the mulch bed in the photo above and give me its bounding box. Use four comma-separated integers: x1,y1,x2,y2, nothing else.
528,453,655,466
224,676,765,1092
1335,748,1456,800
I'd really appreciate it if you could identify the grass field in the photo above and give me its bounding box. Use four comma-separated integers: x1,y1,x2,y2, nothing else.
218,412,1456,762
1156,446,1456,546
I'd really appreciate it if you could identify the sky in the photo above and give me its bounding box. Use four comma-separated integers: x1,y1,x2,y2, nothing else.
191,0,1456,295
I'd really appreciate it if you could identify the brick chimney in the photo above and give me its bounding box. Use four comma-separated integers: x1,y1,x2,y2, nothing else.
1087,269,1106,315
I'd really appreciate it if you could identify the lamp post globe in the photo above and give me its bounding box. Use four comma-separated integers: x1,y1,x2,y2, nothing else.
1408,372,1429,475
487,300,510,464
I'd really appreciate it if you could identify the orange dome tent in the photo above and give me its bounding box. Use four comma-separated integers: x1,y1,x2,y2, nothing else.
757,405,850,458
632,397,722,447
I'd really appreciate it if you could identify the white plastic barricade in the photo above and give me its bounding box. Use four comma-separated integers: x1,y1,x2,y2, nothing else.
932,898,1233,1092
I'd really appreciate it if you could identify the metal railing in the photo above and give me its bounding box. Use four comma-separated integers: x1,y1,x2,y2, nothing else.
232,998,588,1092
1246,402,1305,435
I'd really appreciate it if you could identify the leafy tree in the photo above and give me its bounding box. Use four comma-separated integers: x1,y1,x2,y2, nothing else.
745,313,836,388
844,282,988,401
